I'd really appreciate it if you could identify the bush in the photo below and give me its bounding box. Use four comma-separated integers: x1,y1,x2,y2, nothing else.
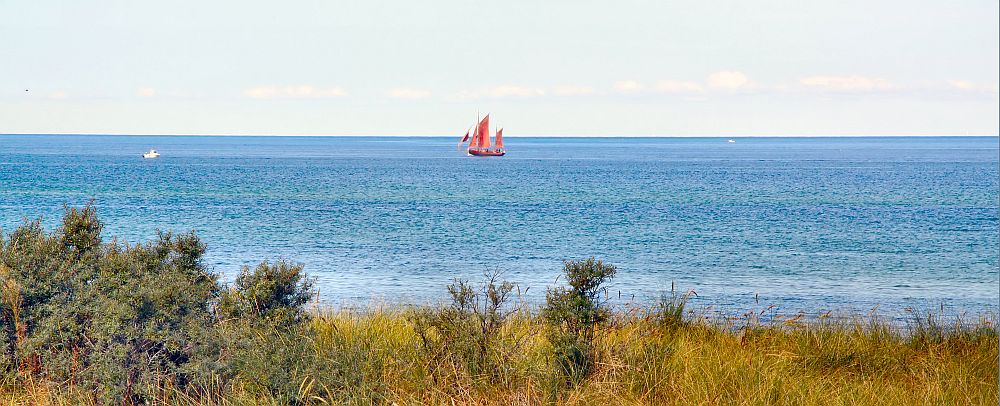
541,257,617,386
0,206,323,404
216,260,314,326
0,205,221,403
214,260,327,404
410,269,523,384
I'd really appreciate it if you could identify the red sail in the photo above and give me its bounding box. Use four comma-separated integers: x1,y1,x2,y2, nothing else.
495,128,504,148
468,126,479,149
457,128,471,149
477,115,491,149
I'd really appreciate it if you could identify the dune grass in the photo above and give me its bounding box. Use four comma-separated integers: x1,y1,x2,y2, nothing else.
4,305,995,405
304,306,998,405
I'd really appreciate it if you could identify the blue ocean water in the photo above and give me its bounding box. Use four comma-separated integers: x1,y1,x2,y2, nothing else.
1,135,997,314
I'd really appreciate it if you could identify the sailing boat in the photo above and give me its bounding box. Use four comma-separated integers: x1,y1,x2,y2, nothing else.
459,114,505,156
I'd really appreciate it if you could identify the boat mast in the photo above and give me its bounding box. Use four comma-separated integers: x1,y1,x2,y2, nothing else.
473,110,479,151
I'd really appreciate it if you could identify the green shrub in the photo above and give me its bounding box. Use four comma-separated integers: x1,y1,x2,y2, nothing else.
214,260,332,404
410,269,522,384
217,260,314,326
0,205,221,403
215,320,320,404
541,257,617,387
0,206,324,404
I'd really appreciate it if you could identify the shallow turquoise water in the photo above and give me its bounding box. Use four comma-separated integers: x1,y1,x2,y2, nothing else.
1,135,997,313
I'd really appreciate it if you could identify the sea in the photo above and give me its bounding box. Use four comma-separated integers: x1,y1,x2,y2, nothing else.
1,135,997,315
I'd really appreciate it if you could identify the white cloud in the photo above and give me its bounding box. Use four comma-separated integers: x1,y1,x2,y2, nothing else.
948,80,999,93
47,91,68,100
617,73,745,94
137,87,157,97
387,87,432,99
948,80,976,91
798,75,892,92
654,80,703,93
552,85,595,97
244,85,348,99
613,80,643,93
707,71,750,90
452,85,545,101
486,85,545,98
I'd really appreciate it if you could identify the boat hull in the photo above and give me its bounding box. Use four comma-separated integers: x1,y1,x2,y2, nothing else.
468,149,505,157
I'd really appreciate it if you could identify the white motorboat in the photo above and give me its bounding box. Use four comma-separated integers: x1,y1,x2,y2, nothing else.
727,139,736,143
142,149,160,158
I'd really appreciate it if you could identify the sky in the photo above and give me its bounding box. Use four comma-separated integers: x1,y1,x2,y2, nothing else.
1,0,997,136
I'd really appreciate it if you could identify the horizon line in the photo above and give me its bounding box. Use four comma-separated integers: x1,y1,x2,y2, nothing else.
2,133,998,138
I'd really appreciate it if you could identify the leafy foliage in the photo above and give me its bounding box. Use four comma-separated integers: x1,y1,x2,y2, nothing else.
541,257,617,386
0,206,319,404
217,260,314,326
0,205,220,403
213,260,323,404
410,269,525,385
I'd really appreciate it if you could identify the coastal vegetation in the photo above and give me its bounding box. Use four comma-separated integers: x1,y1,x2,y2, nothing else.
1,207,997,405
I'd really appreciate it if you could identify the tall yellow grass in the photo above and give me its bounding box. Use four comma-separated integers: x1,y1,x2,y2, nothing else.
3,307,997,405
